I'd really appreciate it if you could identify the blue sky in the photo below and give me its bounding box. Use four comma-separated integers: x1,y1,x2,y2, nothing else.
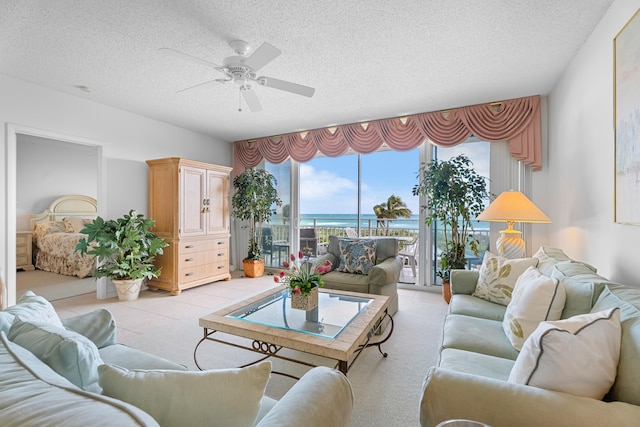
300,141,490,215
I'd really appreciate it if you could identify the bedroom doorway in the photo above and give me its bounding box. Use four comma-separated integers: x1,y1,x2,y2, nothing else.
6,124,104,306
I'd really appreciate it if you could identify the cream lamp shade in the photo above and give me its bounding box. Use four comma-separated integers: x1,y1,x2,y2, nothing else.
476,190,551,259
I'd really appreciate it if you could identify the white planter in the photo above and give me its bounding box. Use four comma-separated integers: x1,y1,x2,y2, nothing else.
112,278,143,301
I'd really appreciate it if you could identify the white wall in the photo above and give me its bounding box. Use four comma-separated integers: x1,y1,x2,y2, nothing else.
537,0,640,284
1,74,232,306
16,135,99,230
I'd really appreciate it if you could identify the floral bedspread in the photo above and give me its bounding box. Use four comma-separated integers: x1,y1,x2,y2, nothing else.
33,230,95,278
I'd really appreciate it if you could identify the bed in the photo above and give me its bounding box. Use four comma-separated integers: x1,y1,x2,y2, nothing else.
29,195,98,278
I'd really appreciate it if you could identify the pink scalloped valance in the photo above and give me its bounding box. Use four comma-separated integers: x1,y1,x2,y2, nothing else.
233,95,541,176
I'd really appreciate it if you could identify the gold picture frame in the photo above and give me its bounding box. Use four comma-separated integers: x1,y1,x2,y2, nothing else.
615,9,640,224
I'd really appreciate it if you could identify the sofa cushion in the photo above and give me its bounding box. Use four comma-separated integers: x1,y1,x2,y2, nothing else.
448,294,506,321
442,314,519,360
550,262,611,318
8,318,103,393
61,309,118,349
438,348,514,381
337,239,376,274
473,252,538,306
99,361,271,427
0,332,159,427
99,344,188,371
532,246,572,276
502,267,566,350
590,285,640,405
508,307,621,400
0,291,64,334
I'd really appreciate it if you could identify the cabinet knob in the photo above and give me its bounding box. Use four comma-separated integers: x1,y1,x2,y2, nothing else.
185,258,194,262
185,272,194,277
185,245,194,249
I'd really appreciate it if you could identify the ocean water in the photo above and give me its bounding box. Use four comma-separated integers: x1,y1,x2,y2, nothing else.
299,214,489,230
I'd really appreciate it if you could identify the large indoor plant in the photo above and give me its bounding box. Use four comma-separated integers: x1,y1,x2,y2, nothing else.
412,154,488,302
231,168,282,278
74,210,168,301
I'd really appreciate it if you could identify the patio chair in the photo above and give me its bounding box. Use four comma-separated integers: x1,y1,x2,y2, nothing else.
300,228,318,256
345,227,358,238
399,237,419,277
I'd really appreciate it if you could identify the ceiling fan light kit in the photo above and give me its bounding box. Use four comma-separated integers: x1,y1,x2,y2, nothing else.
161,40,315,112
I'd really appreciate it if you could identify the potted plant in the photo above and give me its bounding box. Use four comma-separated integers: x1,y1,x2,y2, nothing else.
231,168,282,277
74,210,168,301
412,154,488,303
274,251,332,310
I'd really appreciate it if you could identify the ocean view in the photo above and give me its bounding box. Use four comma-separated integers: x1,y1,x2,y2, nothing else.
299,214,490,231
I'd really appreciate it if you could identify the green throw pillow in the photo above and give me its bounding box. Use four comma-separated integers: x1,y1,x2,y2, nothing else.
337,239,377,275
0,291,64,334
99,361,271,427
8,317,103,393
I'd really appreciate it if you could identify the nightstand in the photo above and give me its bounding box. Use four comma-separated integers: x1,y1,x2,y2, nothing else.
16,231,35,271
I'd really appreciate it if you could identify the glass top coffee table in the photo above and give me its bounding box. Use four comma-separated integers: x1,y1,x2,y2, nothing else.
195,287,393,377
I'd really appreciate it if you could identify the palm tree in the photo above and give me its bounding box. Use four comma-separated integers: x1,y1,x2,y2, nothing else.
373,195,412,235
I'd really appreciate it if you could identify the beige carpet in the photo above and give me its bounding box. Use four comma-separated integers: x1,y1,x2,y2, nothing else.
17,270,96,301
51,272,448,427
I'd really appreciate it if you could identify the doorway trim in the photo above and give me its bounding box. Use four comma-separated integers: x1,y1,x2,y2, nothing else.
5,123,107,307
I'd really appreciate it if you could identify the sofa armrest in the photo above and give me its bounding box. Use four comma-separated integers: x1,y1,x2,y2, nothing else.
61,309,117,349
449,269,479,295
420,367,640,427
369,256,403,288
255,367,353,427
313,253,338,271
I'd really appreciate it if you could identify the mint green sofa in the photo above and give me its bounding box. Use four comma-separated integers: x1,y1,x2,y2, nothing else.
420,248,640,427
0,292,354,427
314,236,401,318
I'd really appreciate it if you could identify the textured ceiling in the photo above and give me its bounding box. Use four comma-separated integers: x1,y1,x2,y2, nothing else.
0,0,614,142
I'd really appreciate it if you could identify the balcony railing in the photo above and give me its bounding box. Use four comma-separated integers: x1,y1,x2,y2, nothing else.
263,217,489,284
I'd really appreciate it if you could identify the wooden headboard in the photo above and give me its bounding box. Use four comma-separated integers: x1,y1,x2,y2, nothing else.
30,195,98,230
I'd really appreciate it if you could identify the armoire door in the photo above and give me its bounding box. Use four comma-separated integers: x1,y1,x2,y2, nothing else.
206,169,230,235
179,165,207,237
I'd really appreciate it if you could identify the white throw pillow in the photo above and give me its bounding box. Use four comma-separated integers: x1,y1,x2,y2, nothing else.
508,307,621,400
502,266,566,350
473,252,538,305
99,361,271,427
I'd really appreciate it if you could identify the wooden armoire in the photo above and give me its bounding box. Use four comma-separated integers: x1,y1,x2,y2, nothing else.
146,158,232,295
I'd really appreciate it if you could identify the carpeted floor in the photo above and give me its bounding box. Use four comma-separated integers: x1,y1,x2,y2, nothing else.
17,270,96,301
50,271,448,426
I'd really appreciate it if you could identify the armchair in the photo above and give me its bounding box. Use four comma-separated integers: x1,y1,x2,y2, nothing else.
313,236,400,319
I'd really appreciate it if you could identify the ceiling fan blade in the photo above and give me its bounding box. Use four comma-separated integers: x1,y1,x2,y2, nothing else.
159,47,223,70
175,79,220,93
241,86,263,112
242,42,281,71
258,76,315,97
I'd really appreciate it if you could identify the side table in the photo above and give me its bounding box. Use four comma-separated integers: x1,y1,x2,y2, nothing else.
16,231,35,271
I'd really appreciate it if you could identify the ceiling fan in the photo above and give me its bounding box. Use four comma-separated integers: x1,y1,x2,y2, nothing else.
160,40,315,112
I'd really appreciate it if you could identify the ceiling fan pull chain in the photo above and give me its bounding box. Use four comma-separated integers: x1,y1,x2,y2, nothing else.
238,87,243,112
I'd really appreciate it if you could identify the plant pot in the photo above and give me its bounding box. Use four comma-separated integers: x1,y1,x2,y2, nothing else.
243,259,265,278
442,279,452,304
291,285,319,311
112,278,144,301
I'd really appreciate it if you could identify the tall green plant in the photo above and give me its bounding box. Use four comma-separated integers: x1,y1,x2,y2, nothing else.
412,154,488,280
231,168,282,261
74,210,168,281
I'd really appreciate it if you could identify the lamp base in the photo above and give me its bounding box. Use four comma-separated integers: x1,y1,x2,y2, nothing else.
496,229,525,259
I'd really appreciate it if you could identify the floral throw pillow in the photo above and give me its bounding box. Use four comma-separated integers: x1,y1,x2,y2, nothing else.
338,239,377,275
472,251,538,305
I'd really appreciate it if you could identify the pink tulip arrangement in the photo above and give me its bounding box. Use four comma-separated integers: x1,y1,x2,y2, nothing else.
274,251,332,296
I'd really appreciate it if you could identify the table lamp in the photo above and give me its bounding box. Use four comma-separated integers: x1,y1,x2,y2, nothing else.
476,190,551,259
